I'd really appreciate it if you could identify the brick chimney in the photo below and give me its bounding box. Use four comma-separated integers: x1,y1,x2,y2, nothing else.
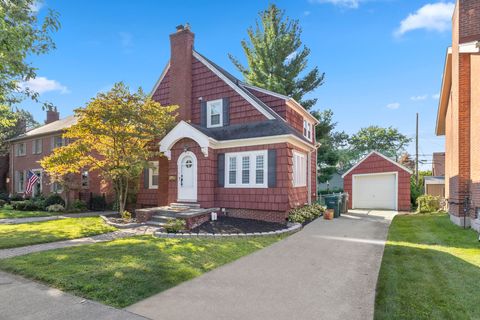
459,0,480,43
45,107,60,124
169,24,194,122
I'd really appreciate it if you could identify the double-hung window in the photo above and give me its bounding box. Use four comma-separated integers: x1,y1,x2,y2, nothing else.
81,170,89,189
32,139,42,154
303,120,312,140
225,151,267,188
207,99,223,128
292,151,307,187
52,135,65,149
15,171,25,193
148,161,159,189
15,143,26,156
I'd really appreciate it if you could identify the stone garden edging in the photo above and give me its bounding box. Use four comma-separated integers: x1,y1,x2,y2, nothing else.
100,215,144,229
153,222,302,239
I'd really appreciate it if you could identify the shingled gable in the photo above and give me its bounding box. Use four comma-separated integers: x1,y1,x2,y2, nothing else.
342,151,413,178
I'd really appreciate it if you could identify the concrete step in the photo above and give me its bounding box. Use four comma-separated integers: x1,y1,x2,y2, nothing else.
146,220,167,227
151,215,173,223
170,202,200,209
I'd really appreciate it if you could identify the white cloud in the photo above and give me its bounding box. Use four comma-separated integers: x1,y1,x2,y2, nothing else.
386,102,400,110
432,93,440,99
410,94,428,101
309,0,361,9
20,77,69,95
285,51,299,63
395,2,455,37
30,1,45,13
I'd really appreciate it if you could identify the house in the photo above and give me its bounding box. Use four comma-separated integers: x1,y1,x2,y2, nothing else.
342,151,412,211
135,25,319,223
435,0,480,231
424,152,445,198
7,108,110,204
317,172,343,193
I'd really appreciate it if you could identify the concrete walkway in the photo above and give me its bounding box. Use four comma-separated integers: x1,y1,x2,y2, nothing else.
0,211,116,225
127,210,397,320
0,226,158,259
0,271,148,320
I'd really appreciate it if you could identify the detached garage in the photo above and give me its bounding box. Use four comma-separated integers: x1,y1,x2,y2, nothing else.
342,151,412,211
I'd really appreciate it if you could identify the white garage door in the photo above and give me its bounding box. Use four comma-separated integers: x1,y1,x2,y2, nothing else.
353,173,397,210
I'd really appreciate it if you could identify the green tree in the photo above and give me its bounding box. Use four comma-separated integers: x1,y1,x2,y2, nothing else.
349,126,412,161
1,0,60,106
229,4,324,110
312,109,348,182
41,83,178,213
0,105,38,155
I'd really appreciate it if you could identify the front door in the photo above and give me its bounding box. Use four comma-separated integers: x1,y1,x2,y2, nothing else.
177,152,197,202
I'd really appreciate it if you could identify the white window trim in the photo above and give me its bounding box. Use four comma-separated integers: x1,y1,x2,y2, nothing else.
148,161,159,189
51,182,63,194
206,99,223,128
293,151,307,187
15,170,26,193
303,120,312,140
225,150,268,188
32,139,42,155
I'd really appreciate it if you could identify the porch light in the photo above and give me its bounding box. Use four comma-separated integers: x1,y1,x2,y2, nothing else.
183,145,189,152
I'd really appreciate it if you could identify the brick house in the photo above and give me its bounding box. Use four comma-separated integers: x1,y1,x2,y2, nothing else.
136,25,319,223
342,151,412,211
424,152,445,198
436,0,480,231
7,109,110,203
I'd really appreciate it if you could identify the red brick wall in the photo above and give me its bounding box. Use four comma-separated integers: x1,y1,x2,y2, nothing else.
343,153,411,211
0,154,8,192
432,152,445,176
459,0,480,43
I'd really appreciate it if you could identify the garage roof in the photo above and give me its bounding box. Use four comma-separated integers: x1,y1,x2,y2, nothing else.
341,151,413,178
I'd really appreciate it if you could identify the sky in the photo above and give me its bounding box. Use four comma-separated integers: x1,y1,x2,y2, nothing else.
21,0,454,169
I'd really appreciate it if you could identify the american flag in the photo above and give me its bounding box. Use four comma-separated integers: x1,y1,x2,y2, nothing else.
25,170,39,195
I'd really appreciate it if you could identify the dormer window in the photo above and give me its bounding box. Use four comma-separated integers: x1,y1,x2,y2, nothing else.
207,99,223,128
303,120,312,140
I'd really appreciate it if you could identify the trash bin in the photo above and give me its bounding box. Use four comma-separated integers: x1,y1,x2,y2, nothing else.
323,194,341,218
341,193,349,213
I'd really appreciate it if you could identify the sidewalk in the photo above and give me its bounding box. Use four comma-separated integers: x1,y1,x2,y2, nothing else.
0,211,116,225
0,271,148,320
0,226,157,259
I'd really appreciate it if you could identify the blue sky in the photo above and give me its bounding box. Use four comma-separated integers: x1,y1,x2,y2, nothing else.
22,0,454,168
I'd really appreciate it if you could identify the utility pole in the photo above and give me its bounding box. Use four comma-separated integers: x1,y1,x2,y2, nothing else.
416,113,419,185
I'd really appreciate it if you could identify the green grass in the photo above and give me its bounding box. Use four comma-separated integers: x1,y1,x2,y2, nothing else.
0,217,117,249
0,235,283,307
375,212,480,320
0,205,58,219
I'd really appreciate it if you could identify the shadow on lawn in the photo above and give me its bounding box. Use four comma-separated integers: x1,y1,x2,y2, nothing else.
0,236,275,308
375,243,480,320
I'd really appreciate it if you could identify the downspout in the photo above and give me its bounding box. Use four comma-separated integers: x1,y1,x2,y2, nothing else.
307,142,322,205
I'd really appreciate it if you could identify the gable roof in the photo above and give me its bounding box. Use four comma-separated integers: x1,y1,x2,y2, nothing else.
436,47,452,136
9,115,77,142
341,151,413,178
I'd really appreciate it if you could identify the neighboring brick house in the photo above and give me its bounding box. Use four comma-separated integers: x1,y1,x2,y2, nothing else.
342,151,412,212
136,25,319,223
424,152,445,198
436,0,480,230
7,109,110,203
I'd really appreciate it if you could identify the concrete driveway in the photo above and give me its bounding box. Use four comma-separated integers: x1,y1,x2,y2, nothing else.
127,210,397,320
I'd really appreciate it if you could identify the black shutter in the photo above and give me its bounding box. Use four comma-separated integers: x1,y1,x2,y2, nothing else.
222,97,230,126
217,153,225,187
143,168,149,189
268,149,277,188
200,100,207,127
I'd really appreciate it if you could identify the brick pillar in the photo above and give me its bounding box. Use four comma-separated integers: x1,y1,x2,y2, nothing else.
169,25,194,122
158,156,169,206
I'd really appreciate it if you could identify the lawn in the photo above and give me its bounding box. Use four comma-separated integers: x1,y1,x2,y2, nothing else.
375,212,480,320
0,205,58,219
0,235,283,307
0,217,117,249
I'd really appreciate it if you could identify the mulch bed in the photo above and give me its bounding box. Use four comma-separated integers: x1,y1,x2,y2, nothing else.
191,216,286,234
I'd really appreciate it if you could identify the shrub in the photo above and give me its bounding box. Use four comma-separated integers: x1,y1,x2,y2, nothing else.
11,200,40,211
164,218,186,233
121,210,132,221
91,195,107,211
318,188,344,195
9,194,23,202
0,192,9,202
0,199,5,208
45,193,65,208
72,199,88,211
416,195,441,213
46,204,65,213
288,203,326,224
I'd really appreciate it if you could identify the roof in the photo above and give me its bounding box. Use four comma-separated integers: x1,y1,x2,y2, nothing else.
435,47,452,136
190,119,306,142
424,176,445,185
9,115,77,142
341,151,414,178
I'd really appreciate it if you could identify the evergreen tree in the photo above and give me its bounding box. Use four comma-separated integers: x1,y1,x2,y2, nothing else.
229,4,324,110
